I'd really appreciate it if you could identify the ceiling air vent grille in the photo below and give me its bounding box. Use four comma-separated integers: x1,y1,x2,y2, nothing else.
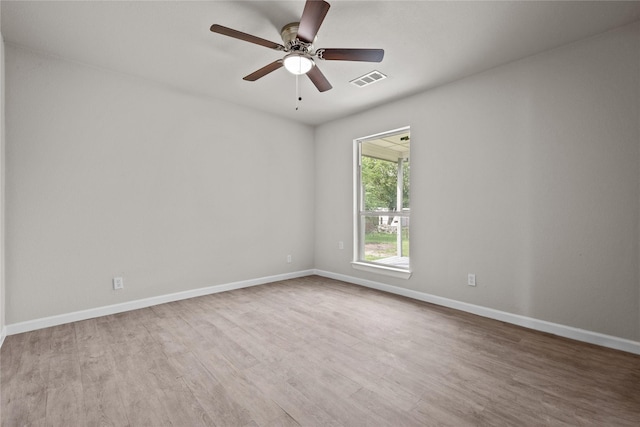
350,70,387,88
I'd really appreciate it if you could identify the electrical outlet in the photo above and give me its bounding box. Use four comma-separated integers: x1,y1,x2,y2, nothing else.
287,254,292,263
467,274,476,287
113,276,124,290
339,241,344,250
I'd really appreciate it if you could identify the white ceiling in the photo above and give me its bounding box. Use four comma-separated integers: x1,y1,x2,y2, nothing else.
2,1,640,126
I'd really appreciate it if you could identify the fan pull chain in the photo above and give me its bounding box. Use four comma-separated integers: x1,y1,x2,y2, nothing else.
295,74,302,111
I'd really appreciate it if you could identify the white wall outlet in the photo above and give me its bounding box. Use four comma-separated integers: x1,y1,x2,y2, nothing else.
113,276,124,290
467,273,476,287
287,254,292,263
339,241,344,250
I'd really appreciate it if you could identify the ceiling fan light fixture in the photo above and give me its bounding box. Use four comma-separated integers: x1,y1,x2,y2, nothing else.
283,53,314,75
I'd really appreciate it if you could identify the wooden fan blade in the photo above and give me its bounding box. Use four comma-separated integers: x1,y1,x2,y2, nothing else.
243,60,284,81
297,0,331,43
307,65,332,92
319,48,384,62
210,24,284,51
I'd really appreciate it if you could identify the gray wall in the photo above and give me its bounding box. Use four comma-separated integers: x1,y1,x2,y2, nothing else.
314,22,640,341
5,45,315,324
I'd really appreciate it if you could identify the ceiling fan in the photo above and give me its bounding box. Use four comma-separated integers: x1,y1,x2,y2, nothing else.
210,0,384,92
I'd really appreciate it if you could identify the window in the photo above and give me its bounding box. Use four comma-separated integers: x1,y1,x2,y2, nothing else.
353,127,411,278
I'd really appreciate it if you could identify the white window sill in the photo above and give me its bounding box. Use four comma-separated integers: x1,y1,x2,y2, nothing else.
351,262,412,280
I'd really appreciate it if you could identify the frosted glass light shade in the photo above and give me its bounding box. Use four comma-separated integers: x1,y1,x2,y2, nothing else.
283,53,314,75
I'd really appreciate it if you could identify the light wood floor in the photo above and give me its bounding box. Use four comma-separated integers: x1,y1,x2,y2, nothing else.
2,276,640,426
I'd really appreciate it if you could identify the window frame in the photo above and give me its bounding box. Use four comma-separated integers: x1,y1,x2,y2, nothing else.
352,126,412,279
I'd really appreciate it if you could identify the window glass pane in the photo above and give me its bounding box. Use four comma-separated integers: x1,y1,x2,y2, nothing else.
362,214,410,262
361,157,399,211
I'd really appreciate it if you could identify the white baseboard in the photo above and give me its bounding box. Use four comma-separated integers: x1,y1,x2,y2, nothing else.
313,269,640,356
0,326,6,348
5,269,314,336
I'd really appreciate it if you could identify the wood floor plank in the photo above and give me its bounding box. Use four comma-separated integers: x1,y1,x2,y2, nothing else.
81,378,130,427
75,319,130,427
2,276,640,426
45,381,86,427
215,370,288,425
168,351,255,426
110,355,175,426
2,329,52,426
243,361,341,427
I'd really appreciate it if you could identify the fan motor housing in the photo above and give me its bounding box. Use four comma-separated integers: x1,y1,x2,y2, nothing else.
281,22,315,52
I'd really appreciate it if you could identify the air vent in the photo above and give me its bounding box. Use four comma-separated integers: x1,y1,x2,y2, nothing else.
350,70,387,88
